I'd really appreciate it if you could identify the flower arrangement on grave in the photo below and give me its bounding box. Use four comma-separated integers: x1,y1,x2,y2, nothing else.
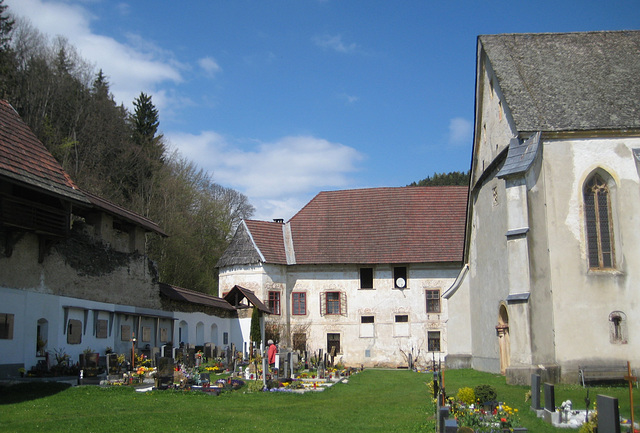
450,386,522,432
135,353,153,367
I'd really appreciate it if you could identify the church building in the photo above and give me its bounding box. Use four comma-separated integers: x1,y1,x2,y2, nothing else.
444,30,640,384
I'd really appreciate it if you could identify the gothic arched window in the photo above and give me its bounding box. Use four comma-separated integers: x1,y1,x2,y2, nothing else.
584,173,615,269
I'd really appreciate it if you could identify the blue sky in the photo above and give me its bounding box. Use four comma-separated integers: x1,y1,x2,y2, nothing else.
6,0,639,220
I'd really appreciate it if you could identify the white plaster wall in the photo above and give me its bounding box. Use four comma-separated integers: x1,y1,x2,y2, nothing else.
222,262,460,368
542,136,640,378
444,267,472,368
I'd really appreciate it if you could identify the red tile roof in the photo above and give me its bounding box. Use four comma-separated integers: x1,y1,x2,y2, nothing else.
244,219,287,264
0,100,88,204
243,186,468,266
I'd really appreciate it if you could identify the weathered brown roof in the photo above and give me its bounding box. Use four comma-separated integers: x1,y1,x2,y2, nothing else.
0,100,88,204
159,283,235,311
223,285,272,314
80,189,167,237
221,186,468,267
480,30,640,132
244,220,287,264
289,186,467,264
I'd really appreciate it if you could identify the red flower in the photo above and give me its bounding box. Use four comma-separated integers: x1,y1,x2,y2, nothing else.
501,418,507,423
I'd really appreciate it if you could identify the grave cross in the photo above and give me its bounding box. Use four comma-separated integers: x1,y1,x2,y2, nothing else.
624,361,636,433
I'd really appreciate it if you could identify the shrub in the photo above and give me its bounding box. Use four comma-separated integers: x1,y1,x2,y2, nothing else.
456,387,475,406
474,384,497,404
247,380,265,393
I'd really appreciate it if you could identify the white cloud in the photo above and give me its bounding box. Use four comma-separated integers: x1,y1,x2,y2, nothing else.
338,93,359,104
166,131,364,220
6,0,183,111
313,34,357,53
198,56,222,77
448,117,473,146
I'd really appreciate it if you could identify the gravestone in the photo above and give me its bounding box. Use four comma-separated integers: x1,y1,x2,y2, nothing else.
204,343,213,359
443,418,457,432
597,395,621,433
531,374,542,410
543,383,558,424
544,383,555,411
156,357,174,389
438,406,449,433
187,347,196,367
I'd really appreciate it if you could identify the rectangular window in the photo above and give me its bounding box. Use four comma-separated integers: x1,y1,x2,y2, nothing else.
0,313,14,339
268,291,281,315
327,333,340,356
292,292,306,315
394,314,409,337
426,290,441,313
360,267,373,289
394,266,407,288
325,292,341,315
223,332,229,345
360,316,374,338
96,319,108,338
428,331,441,352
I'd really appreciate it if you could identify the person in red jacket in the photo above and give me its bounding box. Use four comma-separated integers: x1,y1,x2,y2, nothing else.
267,339,277,370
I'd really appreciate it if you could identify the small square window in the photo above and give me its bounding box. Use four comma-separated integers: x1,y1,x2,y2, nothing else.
361,316,374,323
426,290,441,313
360,267,373,289
394,266,407,288
395,315,408,323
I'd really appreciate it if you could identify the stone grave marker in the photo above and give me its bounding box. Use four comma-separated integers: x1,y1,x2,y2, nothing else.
597,395,621,433
187,347,196,367
438,406,449,433
156,357,174,389
543,383,558,424
531,373,541,410
204,343,213,359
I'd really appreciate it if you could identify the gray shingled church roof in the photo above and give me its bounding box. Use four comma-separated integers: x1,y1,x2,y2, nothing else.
480,30,640,133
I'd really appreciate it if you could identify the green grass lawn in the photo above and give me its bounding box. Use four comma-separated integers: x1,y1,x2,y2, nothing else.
0,370,431,433
1,369,636,432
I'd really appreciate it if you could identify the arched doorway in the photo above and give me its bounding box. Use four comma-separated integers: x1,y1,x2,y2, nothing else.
496,304,510,375
178,321,188,345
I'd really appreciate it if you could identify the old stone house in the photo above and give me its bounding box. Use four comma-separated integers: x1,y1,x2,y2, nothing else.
0,100,255,377
444,30,640,384
217,186,467,368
